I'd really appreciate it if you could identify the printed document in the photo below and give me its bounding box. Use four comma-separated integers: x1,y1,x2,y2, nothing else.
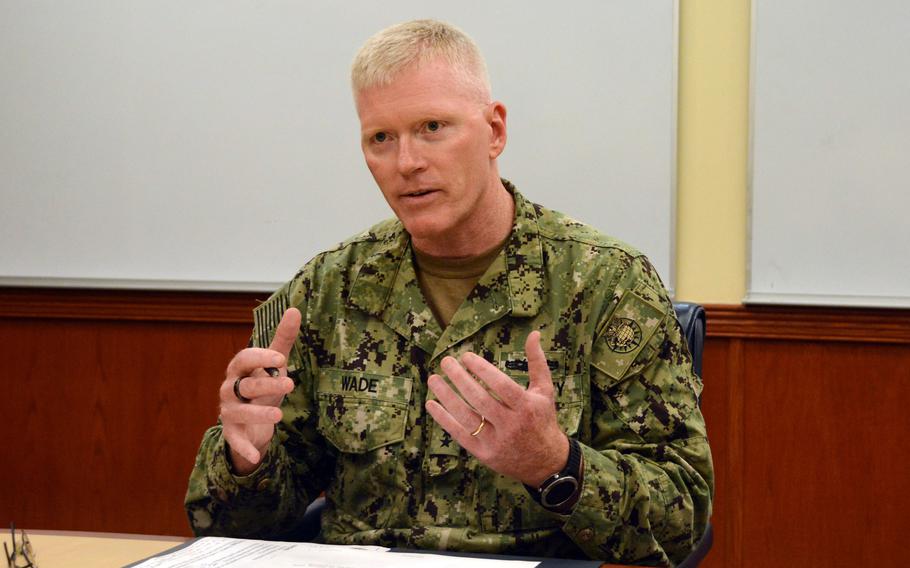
132,537,540,568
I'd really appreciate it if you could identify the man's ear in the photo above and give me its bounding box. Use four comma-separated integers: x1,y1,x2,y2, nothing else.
487,101,507,159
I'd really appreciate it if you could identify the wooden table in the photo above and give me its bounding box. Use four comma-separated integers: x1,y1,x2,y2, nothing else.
21,530,187,567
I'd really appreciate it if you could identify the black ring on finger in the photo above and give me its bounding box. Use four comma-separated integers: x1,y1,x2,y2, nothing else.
233,377,252,403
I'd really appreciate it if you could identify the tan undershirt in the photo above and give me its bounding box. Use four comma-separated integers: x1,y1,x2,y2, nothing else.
413,239,506,328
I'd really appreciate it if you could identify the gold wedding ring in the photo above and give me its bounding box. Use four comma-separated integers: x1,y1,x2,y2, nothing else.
470,415,486,437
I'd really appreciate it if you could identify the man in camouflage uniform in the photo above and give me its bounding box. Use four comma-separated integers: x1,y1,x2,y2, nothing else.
186,19,713,566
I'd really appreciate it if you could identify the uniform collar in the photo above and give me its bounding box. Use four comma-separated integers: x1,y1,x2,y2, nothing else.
348,180,545,356
501,179,546,317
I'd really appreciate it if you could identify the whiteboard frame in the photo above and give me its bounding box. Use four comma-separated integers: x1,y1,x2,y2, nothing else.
744,0,758,306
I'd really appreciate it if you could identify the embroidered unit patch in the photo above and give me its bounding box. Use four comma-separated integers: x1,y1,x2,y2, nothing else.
605,318,643,353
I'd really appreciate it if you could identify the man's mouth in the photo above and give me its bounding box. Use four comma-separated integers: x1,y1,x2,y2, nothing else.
403,189,436,198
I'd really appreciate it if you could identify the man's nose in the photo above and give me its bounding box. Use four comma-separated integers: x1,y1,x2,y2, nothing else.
396,137,427,176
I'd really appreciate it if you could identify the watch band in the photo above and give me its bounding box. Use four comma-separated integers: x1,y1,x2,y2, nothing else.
525,437,583,512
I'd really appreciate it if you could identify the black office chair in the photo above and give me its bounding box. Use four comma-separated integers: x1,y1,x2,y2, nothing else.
296,303,713,566
673,302,706,387
672,301,713,568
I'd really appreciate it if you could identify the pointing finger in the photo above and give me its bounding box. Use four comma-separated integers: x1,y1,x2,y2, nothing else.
525,330,554,397
269,308,302,359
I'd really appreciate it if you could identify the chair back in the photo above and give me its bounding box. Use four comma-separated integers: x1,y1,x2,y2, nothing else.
672,301,712,568
673,302,706,377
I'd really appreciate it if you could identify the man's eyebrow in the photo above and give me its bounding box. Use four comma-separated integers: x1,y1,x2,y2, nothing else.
360,125,386,137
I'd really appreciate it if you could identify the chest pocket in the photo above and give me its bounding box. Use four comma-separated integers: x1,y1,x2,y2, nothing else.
316,370,412,454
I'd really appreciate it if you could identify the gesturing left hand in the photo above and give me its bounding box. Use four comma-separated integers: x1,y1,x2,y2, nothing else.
425,330,570,488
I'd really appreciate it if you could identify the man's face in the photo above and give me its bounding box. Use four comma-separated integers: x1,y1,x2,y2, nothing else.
355,59,506,247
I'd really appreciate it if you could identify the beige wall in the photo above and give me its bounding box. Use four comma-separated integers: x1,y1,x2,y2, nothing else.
676,0,750,304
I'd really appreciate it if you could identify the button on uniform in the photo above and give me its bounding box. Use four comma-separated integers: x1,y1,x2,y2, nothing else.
577,527,594,542
256,477,271,492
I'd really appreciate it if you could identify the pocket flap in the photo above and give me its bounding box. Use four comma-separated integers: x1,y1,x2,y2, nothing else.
317,370,412,405
316,369,412,453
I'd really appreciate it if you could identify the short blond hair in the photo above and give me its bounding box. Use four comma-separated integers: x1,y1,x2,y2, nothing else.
351,19,491,101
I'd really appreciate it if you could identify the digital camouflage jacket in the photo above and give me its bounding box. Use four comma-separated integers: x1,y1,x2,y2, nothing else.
185,183,714,566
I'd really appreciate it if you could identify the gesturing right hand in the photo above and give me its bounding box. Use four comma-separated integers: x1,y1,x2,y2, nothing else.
219,307,302,475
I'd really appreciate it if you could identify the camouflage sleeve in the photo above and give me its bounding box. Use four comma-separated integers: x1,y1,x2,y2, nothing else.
560,256,714,566
184,280,334,539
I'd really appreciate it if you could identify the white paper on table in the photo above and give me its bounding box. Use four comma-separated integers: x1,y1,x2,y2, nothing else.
132,537,541,568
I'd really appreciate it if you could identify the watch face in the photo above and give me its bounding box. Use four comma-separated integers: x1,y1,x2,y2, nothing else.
541,476,578,508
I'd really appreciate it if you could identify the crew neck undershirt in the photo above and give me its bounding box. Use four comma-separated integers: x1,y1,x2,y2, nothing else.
413,239,507,328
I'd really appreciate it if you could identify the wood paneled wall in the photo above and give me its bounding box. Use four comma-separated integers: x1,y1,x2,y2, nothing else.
700,307,910,568
0,289,258,536
2,288,908,566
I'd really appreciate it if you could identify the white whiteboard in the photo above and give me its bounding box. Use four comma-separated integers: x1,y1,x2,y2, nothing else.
748,0,910,308
0,1,677,293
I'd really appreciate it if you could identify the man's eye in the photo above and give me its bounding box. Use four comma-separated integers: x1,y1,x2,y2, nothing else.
373,132,387,143
426,121,441,132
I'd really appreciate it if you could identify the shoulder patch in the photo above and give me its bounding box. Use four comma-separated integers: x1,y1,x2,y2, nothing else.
593,287,667,381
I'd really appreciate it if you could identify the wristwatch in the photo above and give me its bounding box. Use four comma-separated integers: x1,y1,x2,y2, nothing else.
525,437,583,512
